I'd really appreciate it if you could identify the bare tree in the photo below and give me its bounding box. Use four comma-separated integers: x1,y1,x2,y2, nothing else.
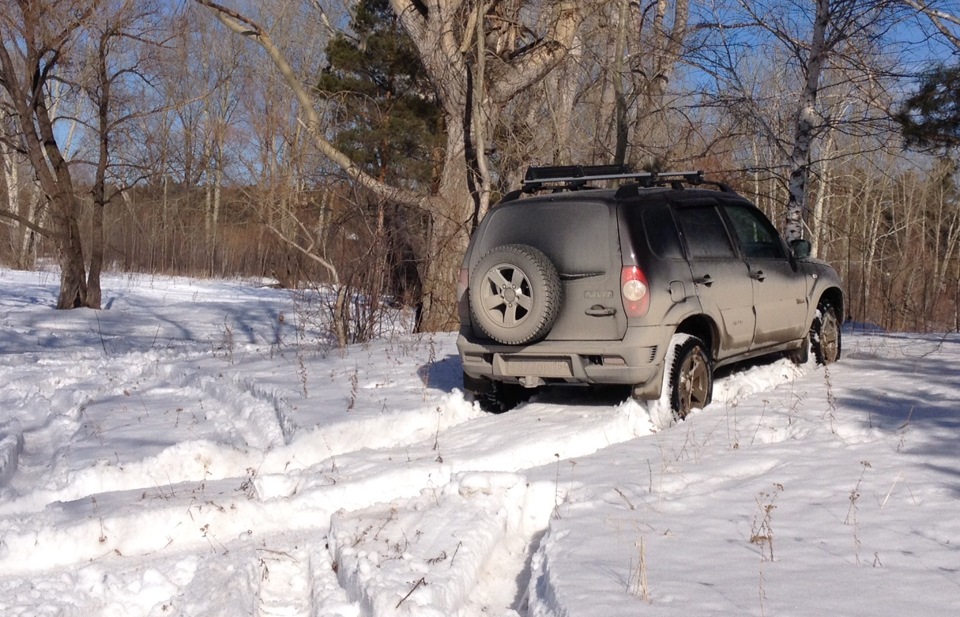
193,0,584,331
0,0,101,308
622,0,691,169
741,0,900,241
0,111,37,267
77,0,169,308
691,0,900,241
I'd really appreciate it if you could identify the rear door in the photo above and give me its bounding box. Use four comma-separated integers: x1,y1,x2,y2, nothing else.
720,201,809,347
475,196,627,341
672,199,755,358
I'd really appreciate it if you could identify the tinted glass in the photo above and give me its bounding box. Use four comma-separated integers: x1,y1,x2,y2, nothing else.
724,204,786,259
675,205,736,259
642,204,684,259
482,199,611,273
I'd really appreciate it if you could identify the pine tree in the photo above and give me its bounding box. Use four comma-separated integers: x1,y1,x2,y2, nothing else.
317,0,444,188
898,63,960,151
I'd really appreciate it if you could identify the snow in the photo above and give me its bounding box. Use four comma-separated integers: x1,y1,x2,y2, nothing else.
1,268,958,616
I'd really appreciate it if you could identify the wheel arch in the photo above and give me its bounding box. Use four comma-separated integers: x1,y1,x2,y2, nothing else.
817,287,844,324
674,315,718,359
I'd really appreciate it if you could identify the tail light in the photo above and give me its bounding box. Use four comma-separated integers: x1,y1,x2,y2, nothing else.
621,266,650,318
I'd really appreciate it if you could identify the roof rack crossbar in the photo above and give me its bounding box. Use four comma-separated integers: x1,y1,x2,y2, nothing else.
522,166,706,192
524,164,631,182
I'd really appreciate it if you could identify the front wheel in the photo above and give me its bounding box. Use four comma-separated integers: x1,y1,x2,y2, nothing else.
665,335,713,421
811,303,841,365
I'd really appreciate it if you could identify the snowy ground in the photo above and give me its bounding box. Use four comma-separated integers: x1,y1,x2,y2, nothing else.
0,268,958,617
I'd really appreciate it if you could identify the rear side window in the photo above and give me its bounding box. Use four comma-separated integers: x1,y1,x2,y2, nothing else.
674,205,736,259
643,204,684,259
622,202,684,259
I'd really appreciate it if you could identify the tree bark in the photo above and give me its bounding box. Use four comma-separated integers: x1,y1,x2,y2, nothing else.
784,0,829,242
628,0,689,169
390,0,583,330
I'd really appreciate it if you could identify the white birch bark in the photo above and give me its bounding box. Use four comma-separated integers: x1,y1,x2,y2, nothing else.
785,0,830,242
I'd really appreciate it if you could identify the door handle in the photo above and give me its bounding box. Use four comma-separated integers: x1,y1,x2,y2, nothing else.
694,274,714,287
585,305,617,317
751,270,766,282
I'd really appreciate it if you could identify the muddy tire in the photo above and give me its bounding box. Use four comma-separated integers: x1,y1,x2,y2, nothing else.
811,303,841,365
666,335,713,420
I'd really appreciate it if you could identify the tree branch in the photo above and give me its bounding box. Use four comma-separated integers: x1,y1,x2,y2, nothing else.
264,219,340,284
0,206,61,240
904,0,960,48
487,1,583,103
193,0,432,212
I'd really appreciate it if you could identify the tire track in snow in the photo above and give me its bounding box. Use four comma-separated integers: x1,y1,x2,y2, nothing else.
256,545,311,617
0,399,650,571
0,350,809,616
0,347,192,499
0,345,288,513
0,419,24,489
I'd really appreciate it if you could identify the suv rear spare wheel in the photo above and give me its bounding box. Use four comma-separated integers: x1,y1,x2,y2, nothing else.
665,334,713,420
469,244,562,345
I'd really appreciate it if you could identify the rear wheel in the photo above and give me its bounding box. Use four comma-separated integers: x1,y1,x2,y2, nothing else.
665,335,713,420
811,303,841,365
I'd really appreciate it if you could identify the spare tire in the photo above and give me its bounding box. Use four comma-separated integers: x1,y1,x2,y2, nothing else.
469,244,562,344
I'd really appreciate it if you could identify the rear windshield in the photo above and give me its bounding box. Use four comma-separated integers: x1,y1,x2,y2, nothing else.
478,199,612,274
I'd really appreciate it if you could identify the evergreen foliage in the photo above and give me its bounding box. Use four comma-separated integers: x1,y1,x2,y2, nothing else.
316,0,444,189
898,63,960,151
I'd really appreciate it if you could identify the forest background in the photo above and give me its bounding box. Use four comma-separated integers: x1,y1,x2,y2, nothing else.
3,0,960,344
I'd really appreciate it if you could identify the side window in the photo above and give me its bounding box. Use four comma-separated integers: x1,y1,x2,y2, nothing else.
621,200,684,259
724,204,786,260
641,203,684,259
674,205,736,259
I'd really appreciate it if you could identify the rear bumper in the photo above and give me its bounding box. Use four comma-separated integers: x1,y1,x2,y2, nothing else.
457,326,669,399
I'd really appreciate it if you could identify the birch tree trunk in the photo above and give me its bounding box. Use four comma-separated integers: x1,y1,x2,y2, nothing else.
785,0,830,242
0,136,31,267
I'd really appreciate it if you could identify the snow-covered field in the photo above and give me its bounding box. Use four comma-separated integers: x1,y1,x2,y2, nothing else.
0,268,957,617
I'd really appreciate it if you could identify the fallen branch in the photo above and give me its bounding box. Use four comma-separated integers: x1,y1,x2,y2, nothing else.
396,576,426,609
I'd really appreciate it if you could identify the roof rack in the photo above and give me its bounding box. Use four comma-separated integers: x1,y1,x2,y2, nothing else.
522,165,713,193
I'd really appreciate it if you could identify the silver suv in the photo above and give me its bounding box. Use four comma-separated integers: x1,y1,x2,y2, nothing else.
456,166,843,417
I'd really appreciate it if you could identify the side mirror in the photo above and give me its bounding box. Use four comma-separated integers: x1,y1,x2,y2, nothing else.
790,238,811,259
